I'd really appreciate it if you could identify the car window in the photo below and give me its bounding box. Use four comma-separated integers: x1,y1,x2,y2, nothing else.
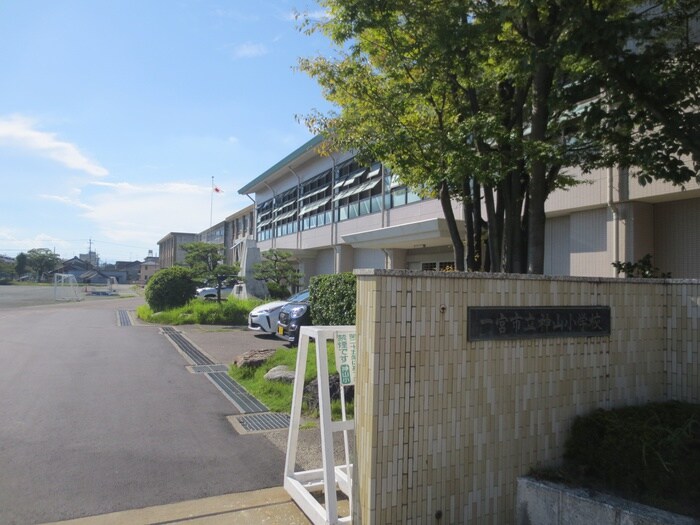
288,290,309,302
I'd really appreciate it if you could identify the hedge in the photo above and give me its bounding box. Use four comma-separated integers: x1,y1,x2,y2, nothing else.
309,272,356,326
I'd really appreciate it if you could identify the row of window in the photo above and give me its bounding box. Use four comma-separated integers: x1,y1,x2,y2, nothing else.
256,161,422,242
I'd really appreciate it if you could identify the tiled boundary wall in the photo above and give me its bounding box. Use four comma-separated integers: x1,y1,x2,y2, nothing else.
352,270,700,524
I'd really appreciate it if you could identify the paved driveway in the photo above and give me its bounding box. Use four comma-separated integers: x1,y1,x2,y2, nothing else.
0,295,286,524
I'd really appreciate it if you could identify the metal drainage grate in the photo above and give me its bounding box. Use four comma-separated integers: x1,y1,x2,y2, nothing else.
234,412,290,433
206,372,268,414
189,364,229,374
162,327,214,365
117,310,132,327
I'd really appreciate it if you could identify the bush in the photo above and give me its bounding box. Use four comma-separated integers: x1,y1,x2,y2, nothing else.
565,401,700,509
144,267,197,312
309,272,356,326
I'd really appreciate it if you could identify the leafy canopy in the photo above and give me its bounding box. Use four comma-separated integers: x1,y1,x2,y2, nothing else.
181,241,240,286
252,249,302,299
26,248,62,281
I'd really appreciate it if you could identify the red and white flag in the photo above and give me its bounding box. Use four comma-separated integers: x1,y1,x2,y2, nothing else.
213,186,223,193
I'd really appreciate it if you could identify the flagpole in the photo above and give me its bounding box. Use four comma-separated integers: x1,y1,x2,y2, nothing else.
210,176,214,227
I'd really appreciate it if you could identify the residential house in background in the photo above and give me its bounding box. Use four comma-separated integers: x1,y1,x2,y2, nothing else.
115,260,142,283
55,257,117,284
79,250,99,268
139,255,159,284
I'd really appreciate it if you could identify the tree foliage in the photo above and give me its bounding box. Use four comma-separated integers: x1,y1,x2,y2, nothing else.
15,252,27,277
571,0,700,184
252,249,302,299
299,0,699,274
181,241,240,302
144,266,196,312
26,248,61,281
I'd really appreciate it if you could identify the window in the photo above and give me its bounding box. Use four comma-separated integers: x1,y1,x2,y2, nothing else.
300,169,333,231
333,162,383,222
274,187,298,238
256,199,274,241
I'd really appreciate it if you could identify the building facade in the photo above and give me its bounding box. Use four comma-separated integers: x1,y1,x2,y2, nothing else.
157,232,197,269
155,137,698,295
238,136,459,289
544,165,700,278
237,136,699,284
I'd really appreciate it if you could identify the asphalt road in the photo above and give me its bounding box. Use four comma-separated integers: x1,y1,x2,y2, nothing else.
0,292,286,524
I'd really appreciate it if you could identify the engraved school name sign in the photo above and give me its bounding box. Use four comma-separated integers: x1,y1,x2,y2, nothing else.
467,306,611,341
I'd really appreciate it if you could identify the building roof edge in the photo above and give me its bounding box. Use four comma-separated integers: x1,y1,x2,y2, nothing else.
238,135,325,195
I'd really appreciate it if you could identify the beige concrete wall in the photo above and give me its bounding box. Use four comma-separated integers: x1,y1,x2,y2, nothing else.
353,271,700,524
666,280,700,403
654,197,700,278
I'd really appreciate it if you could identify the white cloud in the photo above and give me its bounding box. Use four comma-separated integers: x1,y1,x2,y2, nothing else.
2,177,250,262
0,115,108,177
80,180,248,251
39,193,94,212
231,42,268,59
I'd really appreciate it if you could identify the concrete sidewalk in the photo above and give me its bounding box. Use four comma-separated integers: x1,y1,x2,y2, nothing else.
44,487,311,525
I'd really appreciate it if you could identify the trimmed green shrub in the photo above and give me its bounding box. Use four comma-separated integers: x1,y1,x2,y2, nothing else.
565,401,700,506
144,266,197,312
309,272,356,326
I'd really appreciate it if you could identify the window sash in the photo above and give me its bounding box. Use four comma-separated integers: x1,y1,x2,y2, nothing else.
299,196,331,216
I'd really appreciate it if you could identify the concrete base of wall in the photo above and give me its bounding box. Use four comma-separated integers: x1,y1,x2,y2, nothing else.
516,477,698,525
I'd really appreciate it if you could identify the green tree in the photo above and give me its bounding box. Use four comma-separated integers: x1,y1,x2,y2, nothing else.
572,0,700,184
26,248,61,282
181,242,240,302
300,0,697,273
144,266,196,312
301,0,591,273
15,252,27,277
252,249,302,299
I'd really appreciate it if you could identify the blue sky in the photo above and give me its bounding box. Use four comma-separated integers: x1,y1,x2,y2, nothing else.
0,1,334,263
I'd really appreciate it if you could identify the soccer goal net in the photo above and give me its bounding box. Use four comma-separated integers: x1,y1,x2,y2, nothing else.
54,273,82,302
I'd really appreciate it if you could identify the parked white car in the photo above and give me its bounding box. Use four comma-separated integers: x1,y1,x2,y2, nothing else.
196,286,233,300
248,289,309,334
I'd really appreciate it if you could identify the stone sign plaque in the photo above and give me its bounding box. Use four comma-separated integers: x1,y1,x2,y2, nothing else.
467,306,611,341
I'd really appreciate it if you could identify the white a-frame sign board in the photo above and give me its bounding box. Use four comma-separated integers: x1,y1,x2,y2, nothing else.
284,325,356,525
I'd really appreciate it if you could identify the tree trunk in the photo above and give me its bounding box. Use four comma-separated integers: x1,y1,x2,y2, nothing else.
463,177,484,271
472,179,483,270
464,179,476,271
527,60,555,274
483,186,501,272
439,179,465,271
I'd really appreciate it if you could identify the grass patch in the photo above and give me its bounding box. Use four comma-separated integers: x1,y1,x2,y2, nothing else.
136,296,264,325
229,343,354,420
